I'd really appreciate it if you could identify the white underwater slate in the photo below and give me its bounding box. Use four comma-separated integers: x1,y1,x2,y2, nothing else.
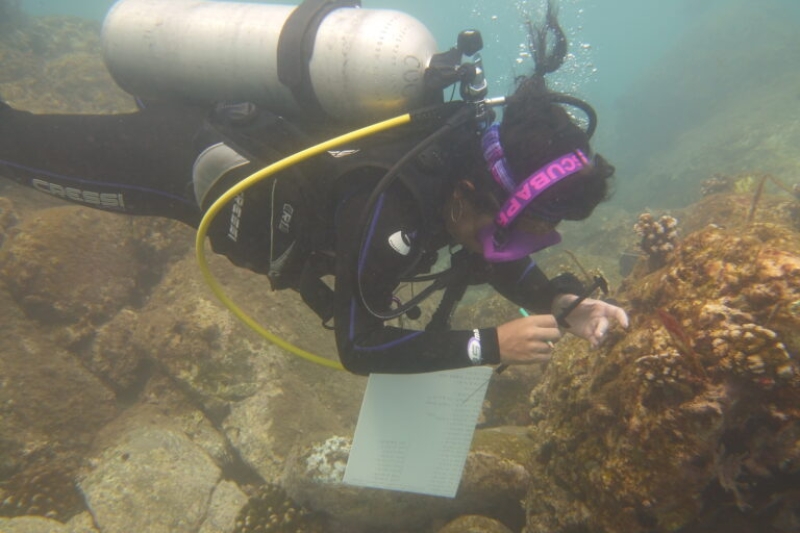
344,366,492,497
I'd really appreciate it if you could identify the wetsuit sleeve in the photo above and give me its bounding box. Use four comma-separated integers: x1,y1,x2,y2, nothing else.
332,187,501,375
487,258,584,314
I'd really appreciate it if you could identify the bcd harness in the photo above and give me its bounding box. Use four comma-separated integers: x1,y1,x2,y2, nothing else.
195,100,486,330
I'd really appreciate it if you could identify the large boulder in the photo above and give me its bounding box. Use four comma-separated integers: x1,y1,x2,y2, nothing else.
281,427,531,532
0,282,117,521
523,210,800,533
78,412,230,533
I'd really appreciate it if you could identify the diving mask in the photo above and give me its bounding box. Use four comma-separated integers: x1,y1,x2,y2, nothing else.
480,123,591,262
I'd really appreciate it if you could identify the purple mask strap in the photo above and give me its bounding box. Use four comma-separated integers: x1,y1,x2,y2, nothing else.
495,149,590,228
481,124,516,194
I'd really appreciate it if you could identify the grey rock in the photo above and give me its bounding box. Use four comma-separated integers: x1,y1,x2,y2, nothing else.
0,516,69,533
282,430,530,532
66,512,99,533
437,515,514,533
198,480,249,533
79,425,221,533
224,358,349,483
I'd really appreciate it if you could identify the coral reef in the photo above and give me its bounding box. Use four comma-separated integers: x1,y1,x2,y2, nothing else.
695,302,793,386
233,484,325,533
633,212,679,270
524,206,800,533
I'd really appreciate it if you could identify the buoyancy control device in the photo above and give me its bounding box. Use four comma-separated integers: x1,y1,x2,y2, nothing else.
101,0,442,124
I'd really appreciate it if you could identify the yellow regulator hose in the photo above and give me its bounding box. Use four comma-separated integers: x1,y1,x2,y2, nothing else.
195,113,412,370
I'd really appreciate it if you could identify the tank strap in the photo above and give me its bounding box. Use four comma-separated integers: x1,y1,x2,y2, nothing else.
277,0,361,120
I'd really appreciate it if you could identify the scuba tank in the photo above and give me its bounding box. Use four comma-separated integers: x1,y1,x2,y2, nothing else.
101,0,440,124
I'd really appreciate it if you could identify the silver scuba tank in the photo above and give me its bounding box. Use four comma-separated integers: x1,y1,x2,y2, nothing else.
101,0,440,123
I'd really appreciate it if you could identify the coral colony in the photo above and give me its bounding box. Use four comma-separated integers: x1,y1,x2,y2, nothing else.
633,213,679,270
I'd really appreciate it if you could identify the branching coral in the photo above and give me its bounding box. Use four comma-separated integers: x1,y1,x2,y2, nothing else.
633,213,679,269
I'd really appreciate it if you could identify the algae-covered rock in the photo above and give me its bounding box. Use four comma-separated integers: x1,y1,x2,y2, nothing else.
459,427,530,529
437,515,514,533
200,480,250,533
0,196,20,247
79,422,222,533
281,434,459,532
524,206,800,533
0,284,117,522
0,206,139,332
123,253,264,405
281,428,530,532
0,16,135,114
0,516,70,533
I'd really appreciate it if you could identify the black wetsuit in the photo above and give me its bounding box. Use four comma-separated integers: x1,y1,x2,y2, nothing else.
0,102,573,374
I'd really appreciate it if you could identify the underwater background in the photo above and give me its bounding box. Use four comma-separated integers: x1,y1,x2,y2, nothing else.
2,0,800,532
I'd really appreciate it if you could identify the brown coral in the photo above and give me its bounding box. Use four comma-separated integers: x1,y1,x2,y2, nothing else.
233,484,325,533
0,459,83,521
633,213,679,270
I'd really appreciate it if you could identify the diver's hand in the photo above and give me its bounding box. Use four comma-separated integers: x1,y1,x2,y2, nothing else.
553,295,629,348
497,314,562,365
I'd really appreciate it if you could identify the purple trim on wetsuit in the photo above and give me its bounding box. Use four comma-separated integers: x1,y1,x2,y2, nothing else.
517,261,539,284
348,298,423,350
0,158,193,205
358,193,385,277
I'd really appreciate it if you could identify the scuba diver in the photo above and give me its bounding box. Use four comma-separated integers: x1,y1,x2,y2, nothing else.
0,0,628,375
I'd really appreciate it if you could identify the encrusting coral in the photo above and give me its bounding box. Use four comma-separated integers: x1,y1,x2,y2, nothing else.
0,459,83,522
233,483,325,533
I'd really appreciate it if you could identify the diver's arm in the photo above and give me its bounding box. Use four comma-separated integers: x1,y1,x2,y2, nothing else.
487,258,584,314
490,259,628,349
332,188,502,375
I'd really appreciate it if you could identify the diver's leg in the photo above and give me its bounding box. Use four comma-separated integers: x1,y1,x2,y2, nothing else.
0,103,207,226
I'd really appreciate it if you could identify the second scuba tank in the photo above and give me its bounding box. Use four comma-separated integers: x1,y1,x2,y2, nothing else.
102,0,440,124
